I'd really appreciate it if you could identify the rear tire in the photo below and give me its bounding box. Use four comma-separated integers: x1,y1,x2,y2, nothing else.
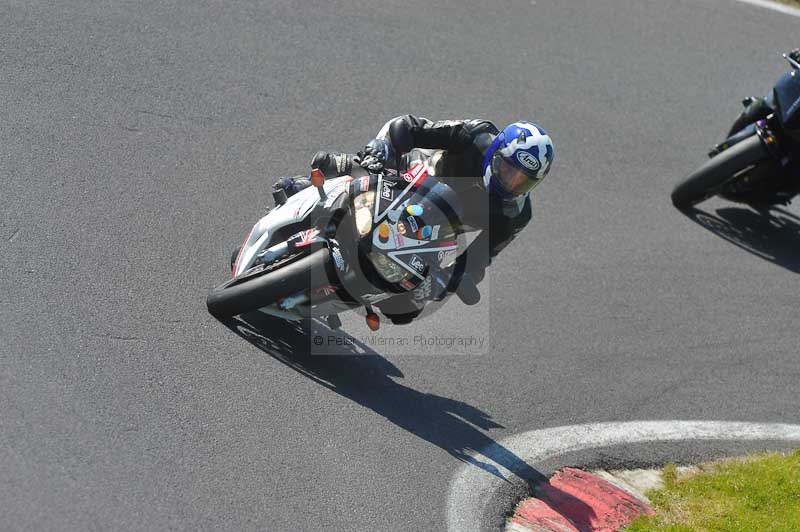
207,248,335,319
671,135,770,209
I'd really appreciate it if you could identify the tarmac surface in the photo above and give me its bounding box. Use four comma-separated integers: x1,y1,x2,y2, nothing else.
2,1,799,531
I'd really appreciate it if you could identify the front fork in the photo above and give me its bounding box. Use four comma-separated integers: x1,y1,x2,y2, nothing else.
708,115,782,160
716,116,800,203
254,219,333,269
254,228,349,315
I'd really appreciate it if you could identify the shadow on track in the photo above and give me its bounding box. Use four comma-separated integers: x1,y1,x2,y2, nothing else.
224,312,568,486
684,204,800,273
222,311,541,481
217,311,597,522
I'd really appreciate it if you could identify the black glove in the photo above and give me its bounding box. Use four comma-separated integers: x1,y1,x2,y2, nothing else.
357,139,390,173
310,151,355,177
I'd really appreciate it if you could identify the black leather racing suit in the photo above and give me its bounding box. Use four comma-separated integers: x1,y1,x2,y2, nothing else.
311,115,534,323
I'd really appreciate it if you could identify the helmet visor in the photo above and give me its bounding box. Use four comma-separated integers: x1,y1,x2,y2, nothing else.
491,153,543,195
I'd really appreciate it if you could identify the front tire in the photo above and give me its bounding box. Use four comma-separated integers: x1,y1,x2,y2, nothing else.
671,134,770,209
207,248,335,319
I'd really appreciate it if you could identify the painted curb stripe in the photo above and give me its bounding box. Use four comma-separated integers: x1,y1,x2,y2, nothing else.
446,421,800,532
513,498,579,532
533,468,653,531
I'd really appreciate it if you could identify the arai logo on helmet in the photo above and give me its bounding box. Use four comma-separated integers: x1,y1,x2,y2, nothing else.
516,151,540,171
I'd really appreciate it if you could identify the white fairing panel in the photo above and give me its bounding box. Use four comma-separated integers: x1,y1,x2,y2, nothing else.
233,177,351,277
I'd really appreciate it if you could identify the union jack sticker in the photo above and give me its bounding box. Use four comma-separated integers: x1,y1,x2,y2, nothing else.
295,228,321,247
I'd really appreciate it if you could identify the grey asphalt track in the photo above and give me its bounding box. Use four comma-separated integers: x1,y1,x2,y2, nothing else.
2,1,799,531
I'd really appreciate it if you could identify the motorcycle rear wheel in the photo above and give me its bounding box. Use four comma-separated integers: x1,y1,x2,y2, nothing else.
207,248,334,319
671,135,770,209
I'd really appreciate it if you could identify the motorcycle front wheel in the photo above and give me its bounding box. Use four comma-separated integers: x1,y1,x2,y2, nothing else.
206,248,334,319
671,134,770,209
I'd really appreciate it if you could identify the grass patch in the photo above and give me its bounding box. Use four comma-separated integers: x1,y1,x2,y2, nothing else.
626,450,800,532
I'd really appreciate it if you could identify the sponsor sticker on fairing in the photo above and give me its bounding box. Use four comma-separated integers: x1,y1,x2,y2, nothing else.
381,182,393,200
409,254,425,273
358,176,370,192
402,162,428,186
430,225,440,240
331,247,347,272
413,277,432,301
406,216,419,233
400,279,416,291
438,249,458,262
295,228,321,247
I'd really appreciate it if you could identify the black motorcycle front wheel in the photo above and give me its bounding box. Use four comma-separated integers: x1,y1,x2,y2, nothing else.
671,135,770,209
206,248,335,319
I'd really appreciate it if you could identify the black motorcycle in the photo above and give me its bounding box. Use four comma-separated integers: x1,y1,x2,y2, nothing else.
671,50,800,209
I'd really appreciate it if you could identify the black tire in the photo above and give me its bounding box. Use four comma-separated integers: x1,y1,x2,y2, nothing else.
671,134,770,209
207,248,335,319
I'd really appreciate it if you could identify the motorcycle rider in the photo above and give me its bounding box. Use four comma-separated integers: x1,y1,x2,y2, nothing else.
273,115,555,324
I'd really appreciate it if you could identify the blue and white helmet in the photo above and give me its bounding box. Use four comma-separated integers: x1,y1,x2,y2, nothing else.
482,122,554,198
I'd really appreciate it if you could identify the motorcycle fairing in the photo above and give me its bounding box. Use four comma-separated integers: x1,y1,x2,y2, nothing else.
368,166,461,283
372,163,430,224
387,245,459,280
233,176,352,277
774,70,800,130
